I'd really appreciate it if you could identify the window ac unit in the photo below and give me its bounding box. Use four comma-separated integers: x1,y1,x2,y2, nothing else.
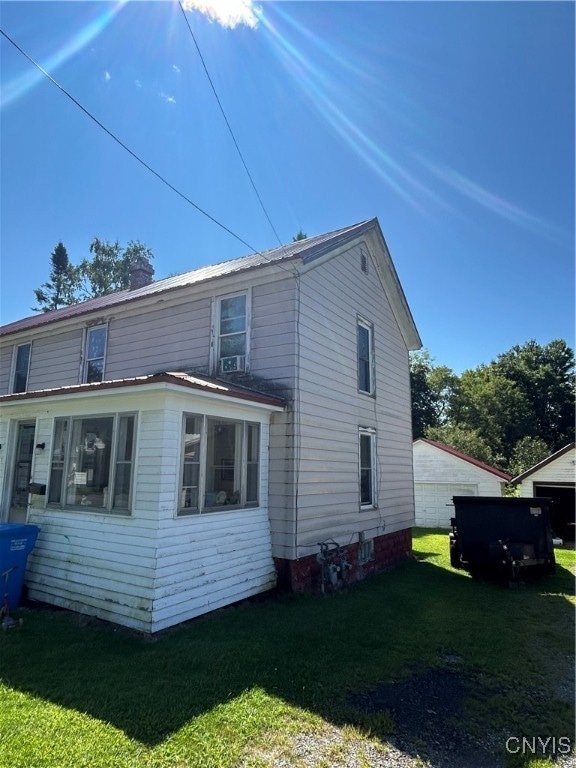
219,355,245,373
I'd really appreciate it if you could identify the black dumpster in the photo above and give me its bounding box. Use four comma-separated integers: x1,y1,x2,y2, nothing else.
449,497,555,581
0,523,40,612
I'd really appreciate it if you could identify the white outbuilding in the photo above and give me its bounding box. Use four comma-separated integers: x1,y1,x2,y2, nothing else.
413,438,510,528
511,443,575,542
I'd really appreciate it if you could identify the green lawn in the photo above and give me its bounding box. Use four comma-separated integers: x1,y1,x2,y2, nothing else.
1,530,574,768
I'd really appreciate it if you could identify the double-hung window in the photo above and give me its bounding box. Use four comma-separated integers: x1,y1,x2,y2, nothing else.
12,343,31,393
48,413,136,513
179,415,260,515
217,293,248,373
359,428,377,508
84,326,107,383
357,318,374,395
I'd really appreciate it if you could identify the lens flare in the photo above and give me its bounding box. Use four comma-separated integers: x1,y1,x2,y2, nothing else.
1,2,126,109
416,156,570,246
259,9,454,217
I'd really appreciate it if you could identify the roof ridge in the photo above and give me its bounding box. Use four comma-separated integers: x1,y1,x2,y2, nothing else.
0,220,372,337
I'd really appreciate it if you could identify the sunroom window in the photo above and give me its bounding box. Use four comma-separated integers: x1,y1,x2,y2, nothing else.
48,414,135,513
178,415,260,515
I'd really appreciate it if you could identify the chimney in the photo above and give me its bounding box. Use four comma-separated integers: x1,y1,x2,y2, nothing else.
129,257,154,290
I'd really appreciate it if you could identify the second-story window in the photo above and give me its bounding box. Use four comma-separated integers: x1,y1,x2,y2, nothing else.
12,342,31,393
84,326,107,383
357,318,374,395
217,293,248,373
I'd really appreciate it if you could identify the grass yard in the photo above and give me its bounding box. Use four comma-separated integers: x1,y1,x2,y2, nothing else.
0,530,574,768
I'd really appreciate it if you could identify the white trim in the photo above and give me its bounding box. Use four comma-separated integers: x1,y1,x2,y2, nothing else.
177,414,261,516
357,316,375,396
359,426,377,509
81,324,108,384
212,289,251,375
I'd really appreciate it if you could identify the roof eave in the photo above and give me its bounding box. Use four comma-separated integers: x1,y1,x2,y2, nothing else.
0,373,286,410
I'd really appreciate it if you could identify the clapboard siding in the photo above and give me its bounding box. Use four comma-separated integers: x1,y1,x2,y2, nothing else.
413,440,506,527
0,343,12,394
250,279,297,384
518,446,576,496
294,243,414,556
23,404,174,632
105,299,212,379
26,512,157,630
28,330,83,389
152,506,276,632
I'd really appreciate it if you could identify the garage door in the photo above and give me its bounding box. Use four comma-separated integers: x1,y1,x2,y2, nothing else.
415,483,478,528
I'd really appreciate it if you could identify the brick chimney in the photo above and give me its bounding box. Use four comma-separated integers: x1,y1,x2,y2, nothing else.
129,257,154,290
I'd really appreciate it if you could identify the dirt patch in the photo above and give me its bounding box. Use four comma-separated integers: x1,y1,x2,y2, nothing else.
349,668,504,768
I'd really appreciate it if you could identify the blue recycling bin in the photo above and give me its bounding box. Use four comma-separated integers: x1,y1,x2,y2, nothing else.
0,523,40,611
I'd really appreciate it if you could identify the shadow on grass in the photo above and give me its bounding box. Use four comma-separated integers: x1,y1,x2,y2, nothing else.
2,555,574,767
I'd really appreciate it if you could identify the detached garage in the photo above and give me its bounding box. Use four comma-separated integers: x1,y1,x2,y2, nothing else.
413,438,510,528
511,443,575,543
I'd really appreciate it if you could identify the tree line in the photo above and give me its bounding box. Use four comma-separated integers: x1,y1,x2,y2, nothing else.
33,238,154,312
33,231,309,313
410,340,575,477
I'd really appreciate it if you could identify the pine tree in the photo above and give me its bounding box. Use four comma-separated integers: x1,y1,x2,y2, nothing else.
33,242,80,312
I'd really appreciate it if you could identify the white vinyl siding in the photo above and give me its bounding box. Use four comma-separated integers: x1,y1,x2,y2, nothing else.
288,242,415,558
28,329,83,390
517,446,576,497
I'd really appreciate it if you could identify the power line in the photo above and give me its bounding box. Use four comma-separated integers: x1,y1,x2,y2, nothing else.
0,27,261,255
178,2,284,249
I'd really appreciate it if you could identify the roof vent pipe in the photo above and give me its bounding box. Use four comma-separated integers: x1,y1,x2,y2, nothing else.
129,257,154,290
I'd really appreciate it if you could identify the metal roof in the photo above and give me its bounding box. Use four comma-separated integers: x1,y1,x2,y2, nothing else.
0,371,286,409
0,221,371,338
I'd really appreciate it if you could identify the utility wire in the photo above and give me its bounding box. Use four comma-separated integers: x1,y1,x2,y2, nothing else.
178,2,284,248
0,27,262,255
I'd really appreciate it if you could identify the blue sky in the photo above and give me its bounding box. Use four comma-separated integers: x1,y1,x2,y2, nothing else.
0,0,574,374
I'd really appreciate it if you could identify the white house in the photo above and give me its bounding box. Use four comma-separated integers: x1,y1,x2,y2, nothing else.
413,438,510,528
0,218,421,632
511,443,575,542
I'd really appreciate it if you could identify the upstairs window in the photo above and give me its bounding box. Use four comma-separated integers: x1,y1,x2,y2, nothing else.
359,428,377,508
84,326,107,383
357,318,374,395
12,343,31,393
48,413,136,514
217,293,248,373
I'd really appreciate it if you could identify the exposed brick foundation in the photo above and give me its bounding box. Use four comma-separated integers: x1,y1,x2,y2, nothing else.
274,527,412,592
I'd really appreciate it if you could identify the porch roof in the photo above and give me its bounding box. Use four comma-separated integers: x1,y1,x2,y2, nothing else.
0,371,286,410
